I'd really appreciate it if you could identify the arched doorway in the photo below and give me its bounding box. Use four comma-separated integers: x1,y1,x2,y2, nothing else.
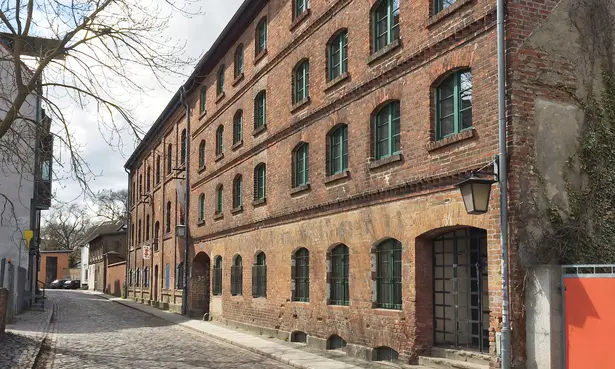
433,227,489,352
189,252,211,319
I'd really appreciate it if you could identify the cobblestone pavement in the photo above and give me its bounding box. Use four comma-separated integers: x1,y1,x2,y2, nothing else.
40,290,292,369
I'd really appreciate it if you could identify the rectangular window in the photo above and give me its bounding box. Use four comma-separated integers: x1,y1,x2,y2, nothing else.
216,187,223,214
233,177,242,209
437,70,472,139
329,32,348,81
375,240,402,309
294,61,309,104
294,144,309,187
373,0,400,52
216,127,223,156
434,0,456,14
231,264,243,296
255,165,266,200
295,0,309,17
374,101,400,160
255,92,266,129
233,114,242,144
329,246,349,305
293,250,309,302
213,266,222,295
256,19,267,55
329,126,348,175
252,257,267,298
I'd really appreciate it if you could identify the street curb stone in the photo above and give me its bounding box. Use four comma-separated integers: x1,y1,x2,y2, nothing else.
29,299,55,369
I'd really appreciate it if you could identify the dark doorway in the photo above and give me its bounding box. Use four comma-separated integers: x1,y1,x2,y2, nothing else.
46,256,58,285
433,227,489,352
190,252,211,319
154,265,159,301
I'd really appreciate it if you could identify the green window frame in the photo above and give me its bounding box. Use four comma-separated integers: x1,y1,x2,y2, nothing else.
252,252,267,297
329,244,349,306
180,129,186,165
293,248,309,302
217,65,225,95
231,255,243,296
328,31,348,81
166,144,172,174
374,101,401,160
375,239,402,310
329,125,348,175
436,69,472,140
198,194,205,222
212,256,222,295
434,0,456,14
216,125,224,156
199,86,206,114
254,91,266,129
254,163,266,201
215,185,223,215
293,143,309,187
198,140,205,168
373,0,400,52
233,175,243,209
293,60,309,104
165,201,171,233
234,44,244,78
256,17,267,55
294,0,309,18
176,263,184,289
233,110,243,144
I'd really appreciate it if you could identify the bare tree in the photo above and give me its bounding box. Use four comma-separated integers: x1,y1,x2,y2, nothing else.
40,203,91,251
92,188,127,223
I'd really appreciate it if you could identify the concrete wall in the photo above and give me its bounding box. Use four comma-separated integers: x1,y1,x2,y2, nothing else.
525,265,563,369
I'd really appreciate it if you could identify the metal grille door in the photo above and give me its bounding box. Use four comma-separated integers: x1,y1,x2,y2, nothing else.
433,228,489,352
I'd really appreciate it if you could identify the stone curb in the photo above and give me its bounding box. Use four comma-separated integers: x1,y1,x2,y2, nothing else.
87,292,338,369
29,299,55,369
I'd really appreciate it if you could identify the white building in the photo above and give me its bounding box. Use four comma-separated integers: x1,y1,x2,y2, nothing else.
79,241,89,287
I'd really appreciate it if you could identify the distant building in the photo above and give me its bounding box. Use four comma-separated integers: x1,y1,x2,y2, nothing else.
84,221,126,293
38,250,72,286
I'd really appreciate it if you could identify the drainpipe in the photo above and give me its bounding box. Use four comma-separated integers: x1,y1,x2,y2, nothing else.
496,0,510,367
124,167,131,299
179,87,190,315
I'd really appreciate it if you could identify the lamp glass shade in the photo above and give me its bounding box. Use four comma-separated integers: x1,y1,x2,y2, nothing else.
458,177,495,214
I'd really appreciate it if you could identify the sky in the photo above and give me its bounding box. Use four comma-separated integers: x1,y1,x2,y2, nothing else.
52,0,245,205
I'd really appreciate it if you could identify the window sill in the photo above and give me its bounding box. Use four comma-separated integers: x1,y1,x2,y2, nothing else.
427,129,476,152
231,205,244,214
199,110,207,120
291,96,311,113
231,294,243,298
292,299,310,304
327,302,350,309
291,183,311,195
252,125,267,137
290,9,311,31
368,38,401,65
215,92,226,103
324,170,350,185
252,198,267,207
197,165,206,174
231,140,243,151
232,73,244,87
197,220,205,227
163,233,172,241
368,153,403,170
325,72,350,92
214,213,224,221
428,0,473,27
252,295,267,299
372,307,403,315
215,153,224,162
254,49,268,65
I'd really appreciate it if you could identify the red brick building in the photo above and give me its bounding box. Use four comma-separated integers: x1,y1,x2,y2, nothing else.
125,0,595,366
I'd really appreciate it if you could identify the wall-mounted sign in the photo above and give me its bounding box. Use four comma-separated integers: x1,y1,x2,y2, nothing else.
143,246,151,260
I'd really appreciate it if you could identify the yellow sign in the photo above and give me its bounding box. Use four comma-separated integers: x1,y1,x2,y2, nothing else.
24,230,34,250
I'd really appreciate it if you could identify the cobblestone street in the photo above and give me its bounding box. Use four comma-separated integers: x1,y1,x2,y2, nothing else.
34,290,293,369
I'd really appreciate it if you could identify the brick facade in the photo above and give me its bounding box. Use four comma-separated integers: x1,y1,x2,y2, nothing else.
0,288,7,335
124,0,579,366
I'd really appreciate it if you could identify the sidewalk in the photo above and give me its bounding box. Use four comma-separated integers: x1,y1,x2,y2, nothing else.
87,291,420,369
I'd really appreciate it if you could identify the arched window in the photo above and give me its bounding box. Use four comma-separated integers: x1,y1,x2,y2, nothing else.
254,91,266,130
199,86,207,114
217,65,225,96
329,244,349,305
253,252,267,297
373,101,400,160
233,175,243,209
327,30,348,81
213,256,222,295
234,44,244,78
231,255,243,296
293,143,309,187
166,143,173,174
180,129,186,165
328,125,348,175
137,219,142,244
375,238,402,309
253,163,266,201
233,110,243,145
292,248,309,302
145,214,150,241
165,201,172,233
436,69,472,140
176,262,184,289
154,221,160,250
294,0,309,18
156,155,161,184
198,194,205,222
198,140,206,168
372,0,400,52
293,59,310,104
146,166,151,191
216,125,224,156
255,17,267,56
215,185,223,215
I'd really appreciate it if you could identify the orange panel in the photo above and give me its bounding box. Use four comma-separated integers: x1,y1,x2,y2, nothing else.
565,277,615,369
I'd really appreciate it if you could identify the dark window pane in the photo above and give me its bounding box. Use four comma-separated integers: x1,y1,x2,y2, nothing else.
440,116,455,137
461,109,473,130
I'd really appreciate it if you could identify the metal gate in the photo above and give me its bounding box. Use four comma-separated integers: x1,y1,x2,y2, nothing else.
433,228,489,352
563,265,615,369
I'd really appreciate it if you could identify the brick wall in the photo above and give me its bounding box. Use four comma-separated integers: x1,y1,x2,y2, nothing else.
0,288,7,335
106,262,126,297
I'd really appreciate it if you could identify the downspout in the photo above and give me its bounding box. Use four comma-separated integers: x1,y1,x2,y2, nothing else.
496,0,511,367
179,87,190,315
124,167,131,299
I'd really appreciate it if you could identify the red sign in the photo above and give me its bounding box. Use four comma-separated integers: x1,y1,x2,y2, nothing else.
143,246,151,260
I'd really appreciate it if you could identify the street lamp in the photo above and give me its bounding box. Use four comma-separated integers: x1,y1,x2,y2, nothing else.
456,176,496,214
